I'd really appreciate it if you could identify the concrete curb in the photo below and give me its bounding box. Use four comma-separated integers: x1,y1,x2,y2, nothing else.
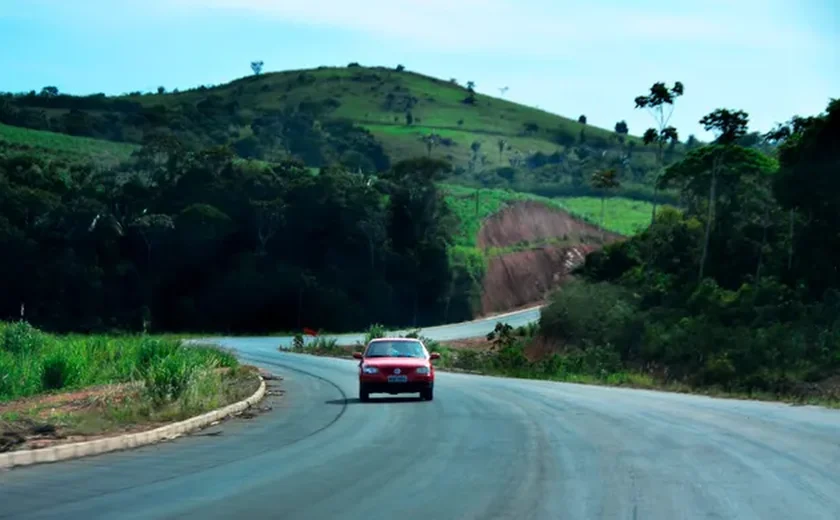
0,375,266,470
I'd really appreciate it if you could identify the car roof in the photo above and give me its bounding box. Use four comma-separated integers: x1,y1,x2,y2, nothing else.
368,337,423,343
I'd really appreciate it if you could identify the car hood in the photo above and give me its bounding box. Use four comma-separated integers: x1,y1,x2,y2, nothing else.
362,357,430,368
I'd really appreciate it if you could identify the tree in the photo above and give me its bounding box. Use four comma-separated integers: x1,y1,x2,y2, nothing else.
591,168,621,240
666,108,749,283
463,81,477,105
685,134,700,150
129,213,174,267
250,61,264,75
614,120,628,135
469,141,482,169
523,122,539,135
614,120,629,145
634,80,684,224
762,113,819,274
396,64,405,72
508,149,524,169
40,86,59,97
578,115,587,124
251,198,286,255
497,138,507,164
772,99,840,294
157,86,166,95
421,133,440,157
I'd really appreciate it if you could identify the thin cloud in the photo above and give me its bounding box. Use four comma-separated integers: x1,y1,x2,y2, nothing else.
170,0,821,55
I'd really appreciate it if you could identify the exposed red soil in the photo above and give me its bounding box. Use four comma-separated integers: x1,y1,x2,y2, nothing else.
440,337,494,351
480,245,597,315
477,201,623,249
477,201,624,316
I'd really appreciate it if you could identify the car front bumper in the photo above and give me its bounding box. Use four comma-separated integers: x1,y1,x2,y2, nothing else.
360,380,433,394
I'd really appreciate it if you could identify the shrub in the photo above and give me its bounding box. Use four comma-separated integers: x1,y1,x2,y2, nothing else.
2,321,48,355
539,280,639,351
364,324,386,345
311,337,338,351
0,322,239,403
135,337,180,370
144,353,202,403
41,349,84,391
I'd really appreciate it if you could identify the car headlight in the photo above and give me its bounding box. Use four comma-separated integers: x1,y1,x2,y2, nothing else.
362,366,379,374
415,366,431,375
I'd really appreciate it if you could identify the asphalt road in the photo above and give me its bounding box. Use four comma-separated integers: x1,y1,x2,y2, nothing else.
2,307,840,520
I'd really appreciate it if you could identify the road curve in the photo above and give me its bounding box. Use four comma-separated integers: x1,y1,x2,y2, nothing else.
2,308,840,519
201,304,544,349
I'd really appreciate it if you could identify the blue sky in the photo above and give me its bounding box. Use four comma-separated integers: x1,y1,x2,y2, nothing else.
1,0,837,140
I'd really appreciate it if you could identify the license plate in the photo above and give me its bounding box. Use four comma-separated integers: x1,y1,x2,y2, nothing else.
387,375,408,383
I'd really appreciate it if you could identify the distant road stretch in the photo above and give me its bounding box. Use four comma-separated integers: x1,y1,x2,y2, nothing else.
3,304,840,520
207,304,544,351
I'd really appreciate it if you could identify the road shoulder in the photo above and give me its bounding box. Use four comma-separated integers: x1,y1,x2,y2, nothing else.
0,369,267,470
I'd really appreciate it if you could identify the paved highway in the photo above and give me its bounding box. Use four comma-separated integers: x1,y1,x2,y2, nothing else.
2,307,840,519
201,305,544,349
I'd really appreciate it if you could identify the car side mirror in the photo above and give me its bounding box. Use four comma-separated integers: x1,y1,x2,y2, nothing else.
429,352,441,360
353,352,363,359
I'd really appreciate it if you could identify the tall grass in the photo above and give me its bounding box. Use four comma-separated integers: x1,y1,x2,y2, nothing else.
0,321,238,403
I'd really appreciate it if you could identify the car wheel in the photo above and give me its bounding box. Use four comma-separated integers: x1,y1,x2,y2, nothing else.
359,386,370,402
421,388,434,401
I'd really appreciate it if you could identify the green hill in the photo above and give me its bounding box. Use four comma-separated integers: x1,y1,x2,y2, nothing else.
1,65,677,201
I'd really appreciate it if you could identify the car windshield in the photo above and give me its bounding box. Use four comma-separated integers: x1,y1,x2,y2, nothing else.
365,340,425,358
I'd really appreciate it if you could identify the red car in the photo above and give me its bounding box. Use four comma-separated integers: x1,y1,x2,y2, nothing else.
353,338,440,401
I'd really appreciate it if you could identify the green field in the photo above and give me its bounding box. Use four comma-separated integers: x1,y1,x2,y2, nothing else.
0,123,137,166
441,184,656,248
558,197,658,236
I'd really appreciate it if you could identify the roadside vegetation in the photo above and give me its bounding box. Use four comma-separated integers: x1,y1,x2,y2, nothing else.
537,100,840,404
0,148,472,333
0,67,703,336
293,99,840,406
3,66,835,408
0,321,259,451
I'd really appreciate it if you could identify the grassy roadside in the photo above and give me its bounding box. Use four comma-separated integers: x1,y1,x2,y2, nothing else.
287,325,840,409
0,321,262,452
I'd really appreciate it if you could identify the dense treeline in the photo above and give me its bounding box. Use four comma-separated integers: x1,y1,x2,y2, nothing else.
0,88,390,173
1,73,676,201
0,139,472,333
540,99,840,394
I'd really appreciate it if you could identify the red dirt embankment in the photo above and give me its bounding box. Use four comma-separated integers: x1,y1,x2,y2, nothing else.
477,202,623,316
478,201,623,249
